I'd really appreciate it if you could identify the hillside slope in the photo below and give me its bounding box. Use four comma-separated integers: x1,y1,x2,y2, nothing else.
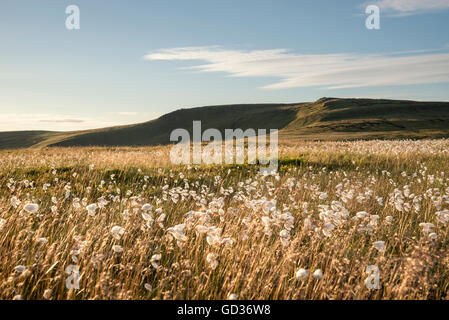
0,131,61,149
1,98,448,149
280,98,449,141
42,103,299,147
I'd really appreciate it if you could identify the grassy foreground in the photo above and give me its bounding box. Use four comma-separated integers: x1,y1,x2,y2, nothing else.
1,140,449,300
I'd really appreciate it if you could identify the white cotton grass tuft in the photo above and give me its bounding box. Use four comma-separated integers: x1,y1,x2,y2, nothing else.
295,268,309,280
23,203,39,214
112,245,123,253
142,212,154,227
435,210,449,225
43,289,52,300
156,213,166,228
312,269,323,280
206,253,219,270
86,203,97,216
111,226,125,240
0,218,6,230
419,222,435,234
428,232,438,240
322,223,335,237
51,205,58,214
373,241,385,252
356,211,369,219
144,283,152,291
15,265,26,273
11,196,21,208
385,216,394,224
37,237,48,244
279,229,290,244
150,254,162,268
227,293,238,300
167,224,188,245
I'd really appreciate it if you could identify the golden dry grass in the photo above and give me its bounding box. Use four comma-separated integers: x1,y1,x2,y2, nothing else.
1,140,449,300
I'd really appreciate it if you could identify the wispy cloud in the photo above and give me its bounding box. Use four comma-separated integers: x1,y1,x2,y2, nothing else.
116,112,139,116
0,114,118,132
0,112,162,132
39,119,85,123
144,46,449,90
369,0,449,16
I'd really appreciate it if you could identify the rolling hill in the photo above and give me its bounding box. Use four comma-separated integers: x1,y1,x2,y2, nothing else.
1,98,449,149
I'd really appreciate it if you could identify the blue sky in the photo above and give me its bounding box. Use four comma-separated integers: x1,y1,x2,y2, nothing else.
1,0,449,131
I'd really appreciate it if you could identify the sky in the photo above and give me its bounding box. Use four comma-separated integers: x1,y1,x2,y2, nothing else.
1,0,449,131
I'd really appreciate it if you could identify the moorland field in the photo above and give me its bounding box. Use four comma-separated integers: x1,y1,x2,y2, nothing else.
1,140,449,299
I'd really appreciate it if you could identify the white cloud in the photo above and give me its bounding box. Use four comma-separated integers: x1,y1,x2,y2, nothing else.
370,0,449,16
0,111,163,132
144,46,449,90
0,114,119,132
38,119,85,123
116,112,139,116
